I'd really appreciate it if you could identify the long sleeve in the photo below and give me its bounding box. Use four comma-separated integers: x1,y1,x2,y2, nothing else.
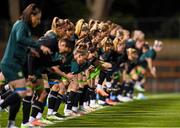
16,22,40,49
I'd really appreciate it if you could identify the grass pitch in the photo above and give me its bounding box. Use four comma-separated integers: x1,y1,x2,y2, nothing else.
1,93,180,127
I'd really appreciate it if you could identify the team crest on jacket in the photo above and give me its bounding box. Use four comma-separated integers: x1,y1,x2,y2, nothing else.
18,71,23,77
28,32,31,36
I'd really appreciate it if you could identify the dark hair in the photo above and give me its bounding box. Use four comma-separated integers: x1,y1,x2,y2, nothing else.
75,49,87,56
20,3,41,25
143,43,149,50
59,38,73,48
90,29,100,36
88,46,97,53
77,43,88,51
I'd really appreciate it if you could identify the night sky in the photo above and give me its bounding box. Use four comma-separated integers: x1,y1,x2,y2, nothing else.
1,0,180,19
0,0,180,38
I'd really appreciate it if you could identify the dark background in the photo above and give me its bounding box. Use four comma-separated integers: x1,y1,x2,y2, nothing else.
1,0,180,38
1,0,180,20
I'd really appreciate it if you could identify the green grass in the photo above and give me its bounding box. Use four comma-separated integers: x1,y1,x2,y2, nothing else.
1,93,180,127
0,103,65,127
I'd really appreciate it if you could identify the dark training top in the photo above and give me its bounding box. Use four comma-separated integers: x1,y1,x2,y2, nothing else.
71,60,90,74
1,20,40,67
139,48,157,69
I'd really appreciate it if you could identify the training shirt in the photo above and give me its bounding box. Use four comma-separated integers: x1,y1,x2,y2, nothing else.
139,48,157,68
1,20,40,67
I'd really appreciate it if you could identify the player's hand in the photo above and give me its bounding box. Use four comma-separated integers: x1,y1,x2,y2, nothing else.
30,49,40,57
40,45,51,55
66,73,74,79
151,67,157,78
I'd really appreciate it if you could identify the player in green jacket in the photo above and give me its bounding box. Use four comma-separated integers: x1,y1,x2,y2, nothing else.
0,3,51,128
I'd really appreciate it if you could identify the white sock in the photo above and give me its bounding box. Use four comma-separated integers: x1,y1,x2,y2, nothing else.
63,104,67,114
72,107,78,112
98,100,105,105
86,101,89,106
4,84,10,90
96,84,102,89
53,111,57,115
117,95,123,98
65,109,72,114
0,99,4,105
83,102,89,107
47,109,53,116
36,112,42,119
106,82,112,88
29,116,35,122
90,100,96,106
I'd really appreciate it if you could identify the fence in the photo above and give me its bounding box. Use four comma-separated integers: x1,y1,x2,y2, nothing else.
145,60,180,92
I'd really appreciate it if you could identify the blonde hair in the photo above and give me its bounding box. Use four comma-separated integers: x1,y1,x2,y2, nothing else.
100,37,113,50
113,37,125,51
45,17,64,36
90,21,98,31
52,17,64,31
132,30,145,41
98,22,109,32
100,37,108,47
127,48,137,55
89,19,95,28
75,19,85,36
113,37,119,51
